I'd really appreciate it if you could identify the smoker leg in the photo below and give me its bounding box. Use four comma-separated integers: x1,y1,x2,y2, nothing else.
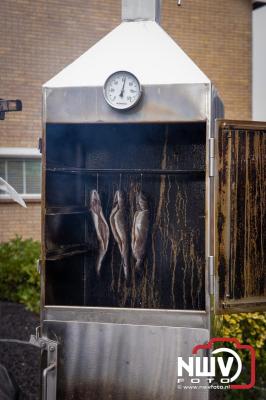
42,363,56,400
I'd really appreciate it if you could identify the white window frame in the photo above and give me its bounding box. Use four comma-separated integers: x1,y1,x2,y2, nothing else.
0,147,41,202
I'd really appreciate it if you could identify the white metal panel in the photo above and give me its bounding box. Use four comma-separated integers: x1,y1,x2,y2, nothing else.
252,6,266,120
44,21,210,89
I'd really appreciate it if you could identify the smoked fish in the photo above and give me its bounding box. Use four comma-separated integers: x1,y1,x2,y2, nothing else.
90,190,110,276
110,190,129,280
131,191,149,270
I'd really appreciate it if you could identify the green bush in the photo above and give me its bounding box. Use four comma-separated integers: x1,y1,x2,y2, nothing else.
215,312,266,400
0,236,40,313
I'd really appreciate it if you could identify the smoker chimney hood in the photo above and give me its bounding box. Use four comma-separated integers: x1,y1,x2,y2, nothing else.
43,0,222,123
45,0,209,89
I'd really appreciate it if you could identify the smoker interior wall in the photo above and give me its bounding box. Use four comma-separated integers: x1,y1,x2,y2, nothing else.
45,123,206,310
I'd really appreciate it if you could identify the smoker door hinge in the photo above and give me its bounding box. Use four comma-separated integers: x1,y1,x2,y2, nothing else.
36,259,42,274
209,138,215,177
38,137,42,153
30,329,58,400
208,256,214,295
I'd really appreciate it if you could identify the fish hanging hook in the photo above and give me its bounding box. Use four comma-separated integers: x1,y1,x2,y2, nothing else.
96,173,99,192
119,173,122,190
140,173,143,191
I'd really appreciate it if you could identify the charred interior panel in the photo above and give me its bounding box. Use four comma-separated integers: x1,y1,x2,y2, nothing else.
45,123,206,310
217,123,266,311
46,255,85,305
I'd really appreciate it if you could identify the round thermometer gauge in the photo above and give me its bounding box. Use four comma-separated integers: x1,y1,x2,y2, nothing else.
103,71,142,110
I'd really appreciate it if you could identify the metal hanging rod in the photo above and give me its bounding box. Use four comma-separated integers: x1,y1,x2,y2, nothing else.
45,244,89,261
46,206,88,216
46,167,205,176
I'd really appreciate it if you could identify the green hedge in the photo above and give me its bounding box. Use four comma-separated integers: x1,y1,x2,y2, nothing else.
0,236,40,313
215,313,266,399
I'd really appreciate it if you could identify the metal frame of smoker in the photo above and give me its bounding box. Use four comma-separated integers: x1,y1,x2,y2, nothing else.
41,76,224,399
42,82,224,320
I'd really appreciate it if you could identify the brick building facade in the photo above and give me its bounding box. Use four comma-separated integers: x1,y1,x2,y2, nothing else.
0,0,252,242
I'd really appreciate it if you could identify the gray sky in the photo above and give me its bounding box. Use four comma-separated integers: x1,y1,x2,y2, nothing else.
253,6,266,120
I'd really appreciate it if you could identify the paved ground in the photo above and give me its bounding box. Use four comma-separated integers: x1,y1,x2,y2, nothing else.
0,302,40,400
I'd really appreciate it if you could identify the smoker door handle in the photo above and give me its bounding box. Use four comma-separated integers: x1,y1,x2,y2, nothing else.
42,362,56,400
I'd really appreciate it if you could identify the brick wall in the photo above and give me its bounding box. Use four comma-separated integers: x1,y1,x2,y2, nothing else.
0,203,41,242
0,0,252,242
163,0,252,120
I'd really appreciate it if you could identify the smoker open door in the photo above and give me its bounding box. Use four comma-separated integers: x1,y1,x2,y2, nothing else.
215,120,266,314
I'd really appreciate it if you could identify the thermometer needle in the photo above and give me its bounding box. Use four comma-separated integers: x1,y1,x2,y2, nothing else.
120,77,126,97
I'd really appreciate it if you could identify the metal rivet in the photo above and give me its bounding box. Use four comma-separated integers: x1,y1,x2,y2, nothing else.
49,346,55,352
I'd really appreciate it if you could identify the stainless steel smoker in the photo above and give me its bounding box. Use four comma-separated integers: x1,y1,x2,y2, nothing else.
38,0,266,399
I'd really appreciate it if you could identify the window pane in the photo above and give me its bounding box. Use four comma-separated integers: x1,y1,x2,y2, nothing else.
25,159,41,194
0,160,5,179
7,159,24,193
0,160,6,194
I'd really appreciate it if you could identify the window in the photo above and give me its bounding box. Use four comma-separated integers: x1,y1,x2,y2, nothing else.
0,148,41,200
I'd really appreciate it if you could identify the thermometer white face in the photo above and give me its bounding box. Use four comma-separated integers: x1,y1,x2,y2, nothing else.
103,71,142,110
